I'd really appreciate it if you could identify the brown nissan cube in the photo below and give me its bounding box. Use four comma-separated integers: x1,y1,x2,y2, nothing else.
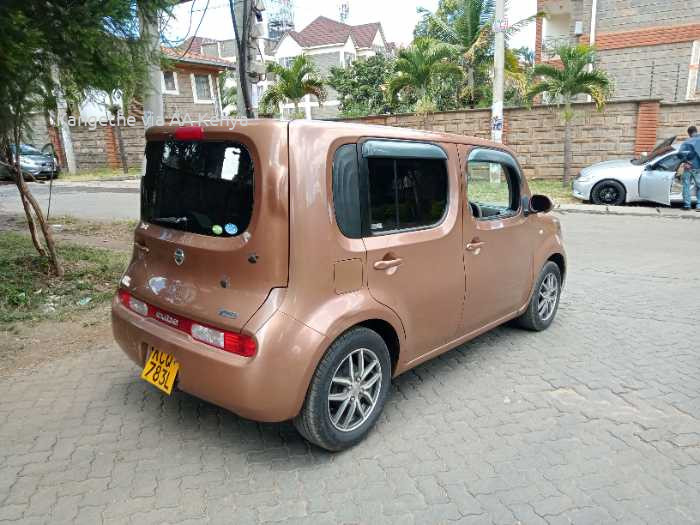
112,120,565,451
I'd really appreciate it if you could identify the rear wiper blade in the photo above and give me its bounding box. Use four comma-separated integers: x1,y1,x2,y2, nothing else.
152,216,188,224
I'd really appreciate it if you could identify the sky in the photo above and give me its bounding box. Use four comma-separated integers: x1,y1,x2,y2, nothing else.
164,0,538,50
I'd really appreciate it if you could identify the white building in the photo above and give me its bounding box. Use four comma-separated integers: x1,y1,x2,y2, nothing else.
267,16,394,118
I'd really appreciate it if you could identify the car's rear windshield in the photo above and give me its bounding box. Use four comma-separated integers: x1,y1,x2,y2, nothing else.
142,140,254,237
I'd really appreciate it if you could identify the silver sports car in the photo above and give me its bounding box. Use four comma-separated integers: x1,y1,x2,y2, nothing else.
572,136,697,206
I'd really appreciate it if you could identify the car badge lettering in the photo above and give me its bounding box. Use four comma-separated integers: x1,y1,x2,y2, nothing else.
218,309,239,319
155,311,179,327
174,248,185,266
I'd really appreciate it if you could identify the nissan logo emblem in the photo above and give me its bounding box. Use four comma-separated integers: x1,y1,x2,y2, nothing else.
174,248,185,266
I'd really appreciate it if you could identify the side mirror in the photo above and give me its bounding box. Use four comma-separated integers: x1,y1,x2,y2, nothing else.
529,194,553,214
644,164,653,171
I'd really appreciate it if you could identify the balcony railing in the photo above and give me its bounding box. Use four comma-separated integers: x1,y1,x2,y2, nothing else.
541,36,576,60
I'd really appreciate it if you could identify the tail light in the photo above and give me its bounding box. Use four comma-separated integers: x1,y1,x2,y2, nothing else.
117,290,255,357
174,126,204,141
119,289,149,316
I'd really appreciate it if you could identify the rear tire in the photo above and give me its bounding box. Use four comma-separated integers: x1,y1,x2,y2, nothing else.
515,261,562,331
293,327,391,451
591,180,626,206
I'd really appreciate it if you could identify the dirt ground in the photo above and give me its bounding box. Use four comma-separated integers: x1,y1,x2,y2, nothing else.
0,304,115,376
0,213,134,252
0,214,133,375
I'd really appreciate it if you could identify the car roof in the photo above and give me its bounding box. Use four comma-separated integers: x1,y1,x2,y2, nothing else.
145,119,517,157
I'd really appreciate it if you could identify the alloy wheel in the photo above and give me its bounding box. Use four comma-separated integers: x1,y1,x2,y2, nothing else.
327,348,383,432
600,186,619,204
537,273,559,322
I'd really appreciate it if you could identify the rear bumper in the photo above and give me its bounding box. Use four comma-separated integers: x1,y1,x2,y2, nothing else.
111,298,327,422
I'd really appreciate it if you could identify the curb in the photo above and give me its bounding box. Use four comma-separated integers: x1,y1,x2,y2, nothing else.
553,205,700,220
57,176,139,183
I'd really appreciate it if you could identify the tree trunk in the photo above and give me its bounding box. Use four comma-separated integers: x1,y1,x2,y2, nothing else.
13,127,64,276
114,124,129,174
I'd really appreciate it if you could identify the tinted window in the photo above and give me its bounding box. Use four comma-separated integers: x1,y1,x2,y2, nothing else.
367,157,448,233
142,141,254,237
467,160,519,219
332,144,361,238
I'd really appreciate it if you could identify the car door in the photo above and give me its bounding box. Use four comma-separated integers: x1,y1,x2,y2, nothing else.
361,139,465,362
638,152,682,206
456,145,534,334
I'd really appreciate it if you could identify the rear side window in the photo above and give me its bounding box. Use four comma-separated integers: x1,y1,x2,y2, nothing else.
142,141,254,237
367,157,448,233
332,144,361,238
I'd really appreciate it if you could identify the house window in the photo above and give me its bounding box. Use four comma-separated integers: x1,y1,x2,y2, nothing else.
279,57,294,68
162,71,179,95
344,53,355,68
191,73,214,103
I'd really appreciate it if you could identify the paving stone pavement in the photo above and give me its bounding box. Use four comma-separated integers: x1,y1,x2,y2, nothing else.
1,213,700,525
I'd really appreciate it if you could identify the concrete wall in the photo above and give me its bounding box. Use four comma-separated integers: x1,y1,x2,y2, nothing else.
309,52,340,76
70,123,145,172
59,99,700,176
24,114,52,147
599,42,694,103
658,102,700,142
581,0,700,33
339,100,700,179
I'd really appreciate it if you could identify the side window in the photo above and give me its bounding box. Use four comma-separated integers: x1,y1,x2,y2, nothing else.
653,154,682,172
467,156,520,219
332,144,361,238
367,156,448,233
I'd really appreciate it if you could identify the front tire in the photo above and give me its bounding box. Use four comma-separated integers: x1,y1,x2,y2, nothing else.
591,180,626,206
515,261,562,331
293,327,391,451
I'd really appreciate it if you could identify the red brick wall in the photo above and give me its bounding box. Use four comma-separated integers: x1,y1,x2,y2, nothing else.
634,101,660,156
580,23,700,50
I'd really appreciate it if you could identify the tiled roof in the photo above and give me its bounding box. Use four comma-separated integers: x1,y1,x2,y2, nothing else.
284,16,384,49
178,36,218,55
161,47,235,69
350,22,383,49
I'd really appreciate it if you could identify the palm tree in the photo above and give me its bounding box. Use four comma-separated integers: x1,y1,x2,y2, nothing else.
217,71,237,115
527,44,611,185
388,37,462,111
260,55,326,118
416,0,541,106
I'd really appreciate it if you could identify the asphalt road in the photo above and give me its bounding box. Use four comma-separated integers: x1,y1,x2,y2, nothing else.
1,213,700,524
0,181,140,221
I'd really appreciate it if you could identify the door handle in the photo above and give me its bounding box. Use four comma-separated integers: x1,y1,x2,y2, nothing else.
373,258,403,270
466,241,485,251
134,241,150,253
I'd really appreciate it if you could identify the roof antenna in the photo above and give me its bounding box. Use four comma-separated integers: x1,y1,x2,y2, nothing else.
339,1,349,23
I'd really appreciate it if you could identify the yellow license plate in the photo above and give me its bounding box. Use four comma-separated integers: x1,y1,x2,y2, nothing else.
141,347,180,394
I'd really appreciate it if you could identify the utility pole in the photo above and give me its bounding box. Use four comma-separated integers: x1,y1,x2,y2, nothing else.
490,0,505,182
230,0,258,118
139,4,164,124
492,0,505,145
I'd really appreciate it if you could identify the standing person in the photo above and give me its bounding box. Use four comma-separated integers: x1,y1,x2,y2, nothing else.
679,125,700,210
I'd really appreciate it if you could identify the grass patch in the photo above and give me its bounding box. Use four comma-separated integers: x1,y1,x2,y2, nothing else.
60,167,140,182
0,231,128,324
469,178,576,205
527,179,576,204
48,215,138,237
